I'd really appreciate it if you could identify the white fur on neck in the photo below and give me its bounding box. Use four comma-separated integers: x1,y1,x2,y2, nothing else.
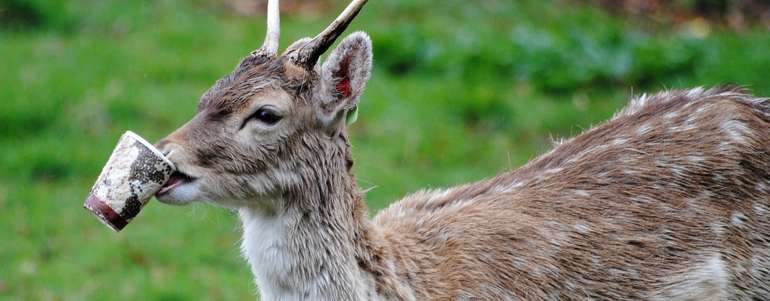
238,205,380,301
239,207,296,300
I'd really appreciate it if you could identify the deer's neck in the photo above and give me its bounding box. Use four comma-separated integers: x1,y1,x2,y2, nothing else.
238,167,390,300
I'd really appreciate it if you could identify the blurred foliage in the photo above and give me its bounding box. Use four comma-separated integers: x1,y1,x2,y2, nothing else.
1,0,768,299
0,0,73,30
592,0,770,29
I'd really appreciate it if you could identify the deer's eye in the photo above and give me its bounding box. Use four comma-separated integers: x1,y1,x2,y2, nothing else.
242,106,282,129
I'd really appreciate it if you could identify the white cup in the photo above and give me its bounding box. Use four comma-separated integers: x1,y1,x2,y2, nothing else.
84,131,175,231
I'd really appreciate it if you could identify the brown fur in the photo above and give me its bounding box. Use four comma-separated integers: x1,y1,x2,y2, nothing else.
154,5,770,299
375,86,770,300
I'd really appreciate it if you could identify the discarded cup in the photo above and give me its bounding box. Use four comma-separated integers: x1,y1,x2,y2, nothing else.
84,131,175,231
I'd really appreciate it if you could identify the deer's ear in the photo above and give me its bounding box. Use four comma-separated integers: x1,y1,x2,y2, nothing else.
317,32,372,130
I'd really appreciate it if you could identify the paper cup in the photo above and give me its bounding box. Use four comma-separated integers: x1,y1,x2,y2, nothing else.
84,131,175,231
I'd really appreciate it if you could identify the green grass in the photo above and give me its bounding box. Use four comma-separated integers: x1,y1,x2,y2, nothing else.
1,0,769,299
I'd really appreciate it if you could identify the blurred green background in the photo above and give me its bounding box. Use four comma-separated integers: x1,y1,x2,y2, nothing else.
1,0,768,299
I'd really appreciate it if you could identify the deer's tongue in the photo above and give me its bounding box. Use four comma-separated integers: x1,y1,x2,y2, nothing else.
157,171,192,196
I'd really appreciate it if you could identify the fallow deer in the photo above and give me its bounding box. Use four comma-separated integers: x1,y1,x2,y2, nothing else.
154,0,770,299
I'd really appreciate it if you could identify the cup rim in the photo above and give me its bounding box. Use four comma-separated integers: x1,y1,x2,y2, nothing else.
124,131,175,168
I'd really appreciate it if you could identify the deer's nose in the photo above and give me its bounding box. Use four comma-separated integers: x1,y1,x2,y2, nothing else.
155,122,191,157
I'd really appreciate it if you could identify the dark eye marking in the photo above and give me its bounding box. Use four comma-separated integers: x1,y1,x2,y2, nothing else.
240,105,283,130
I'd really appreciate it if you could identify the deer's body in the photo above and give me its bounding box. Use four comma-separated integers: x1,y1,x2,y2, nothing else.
235,87,770,300
372,87,770,300
152,0,770,300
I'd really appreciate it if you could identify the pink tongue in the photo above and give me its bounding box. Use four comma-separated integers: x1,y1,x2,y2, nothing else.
158,177,183,195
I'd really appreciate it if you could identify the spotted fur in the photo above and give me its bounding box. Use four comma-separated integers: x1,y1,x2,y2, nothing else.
155,22,770,301
375,86,770,300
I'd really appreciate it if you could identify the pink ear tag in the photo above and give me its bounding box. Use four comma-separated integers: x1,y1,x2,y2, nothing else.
336,80,352,98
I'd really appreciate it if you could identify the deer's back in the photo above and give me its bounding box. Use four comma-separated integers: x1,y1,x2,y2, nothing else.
374,87,770,300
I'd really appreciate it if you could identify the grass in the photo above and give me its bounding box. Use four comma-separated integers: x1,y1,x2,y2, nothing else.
1,0,769,299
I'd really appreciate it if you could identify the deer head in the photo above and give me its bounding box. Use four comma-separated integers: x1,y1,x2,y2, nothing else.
154,0,371,209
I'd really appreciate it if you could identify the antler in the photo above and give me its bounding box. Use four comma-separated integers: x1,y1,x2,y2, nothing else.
292,0,368,68
253,0,281,57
